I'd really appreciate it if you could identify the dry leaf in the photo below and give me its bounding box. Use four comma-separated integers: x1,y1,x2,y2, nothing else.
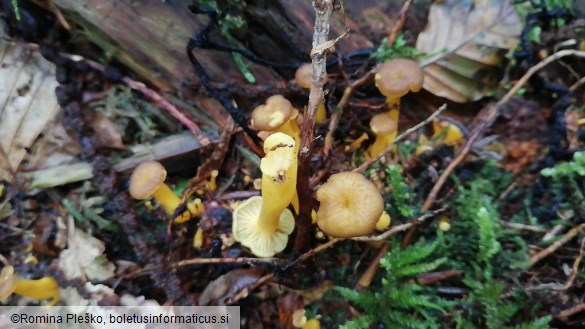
417,0,522,102
0,42,61,182
199,268,263,305
58,223,116,281
277,293,304,329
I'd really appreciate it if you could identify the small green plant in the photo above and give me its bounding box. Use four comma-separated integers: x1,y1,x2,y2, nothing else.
11,0,21,21
337,160,551,328
370,34,426,62
385,164,418,218
336,239,452,329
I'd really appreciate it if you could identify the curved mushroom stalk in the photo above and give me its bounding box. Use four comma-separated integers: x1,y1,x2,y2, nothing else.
232,132,298,257
367,108,399,159
0,266,60,305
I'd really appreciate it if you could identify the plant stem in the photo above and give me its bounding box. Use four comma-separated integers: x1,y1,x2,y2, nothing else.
295,0,334,253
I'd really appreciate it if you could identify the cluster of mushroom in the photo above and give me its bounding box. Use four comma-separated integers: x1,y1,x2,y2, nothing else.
366,58,425,159
129,161,204,223
251,95,301,213
0,265,60,305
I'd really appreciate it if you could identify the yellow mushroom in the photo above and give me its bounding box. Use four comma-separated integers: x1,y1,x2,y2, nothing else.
232,132,297,257
251,95,301,152
0,266,60,305
366,109,399,159
375,59,424,105
432,119,465,146
129,161,199,223
316,172,384,238
251,95,301,213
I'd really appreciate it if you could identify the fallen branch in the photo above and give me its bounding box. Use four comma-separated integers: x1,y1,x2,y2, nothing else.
528,223,585,267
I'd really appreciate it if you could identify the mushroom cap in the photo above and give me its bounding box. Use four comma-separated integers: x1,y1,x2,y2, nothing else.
0,266,18,300
316,172,384,238
129,161,167,199
375,59,424,99
370,112,397,135
251,95,295,131
294,64,312,89
294,63,327,89
232,196,295,257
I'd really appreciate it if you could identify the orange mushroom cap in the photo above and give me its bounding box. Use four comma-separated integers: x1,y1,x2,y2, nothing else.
129,161,167,200
295,64,313,89
375,59,424,99
370,112,397,135
316,172,384,238
251,95,296,131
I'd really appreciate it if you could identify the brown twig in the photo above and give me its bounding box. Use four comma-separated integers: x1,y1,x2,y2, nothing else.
386,0,414,47
528,224,585,267
296,0,336,253
353,104,447,173
172,257,288,268
554,303,585,322
61,53,211,146
351,207,446,241
529,237,585,291
356,242,389,289
421,49,585,212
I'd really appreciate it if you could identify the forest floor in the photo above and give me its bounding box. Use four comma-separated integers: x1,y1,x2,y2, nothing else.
1,0,585,328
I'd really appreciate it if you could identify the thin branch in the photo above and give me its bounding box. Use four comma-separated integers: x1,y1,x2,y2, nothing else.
421,49,585,212
353,104,447,173
172,257,288,268
529,223,585,267
295,0,335,252
351,207,446,241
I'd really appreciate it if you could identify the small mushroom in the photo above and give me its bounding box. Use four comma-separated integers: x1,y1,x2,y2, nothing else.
316,172,384,238
375,58,424,104
367,109,399,159
232,132,298,257
129,161,195,223
431,119,465,146
294,63,327,124
0,266,60,305
251,95,301,150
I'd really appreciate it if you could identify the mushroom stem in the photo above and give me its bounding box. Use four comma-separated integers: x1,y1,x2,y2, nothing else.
257,134,298,234
14,277,60,304
152,183,182,214
1,266,60,305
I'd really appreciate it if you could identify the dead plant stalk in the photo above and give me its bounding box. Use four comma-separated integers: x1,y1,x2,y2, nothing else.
296,0,335,252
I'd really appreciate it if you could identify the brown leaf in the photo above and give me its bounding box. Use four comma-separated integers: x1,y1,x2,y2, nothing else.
89,112,126,149
199,268,264,305
277,293,304,329
0,43,61,182
417,0,522,102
